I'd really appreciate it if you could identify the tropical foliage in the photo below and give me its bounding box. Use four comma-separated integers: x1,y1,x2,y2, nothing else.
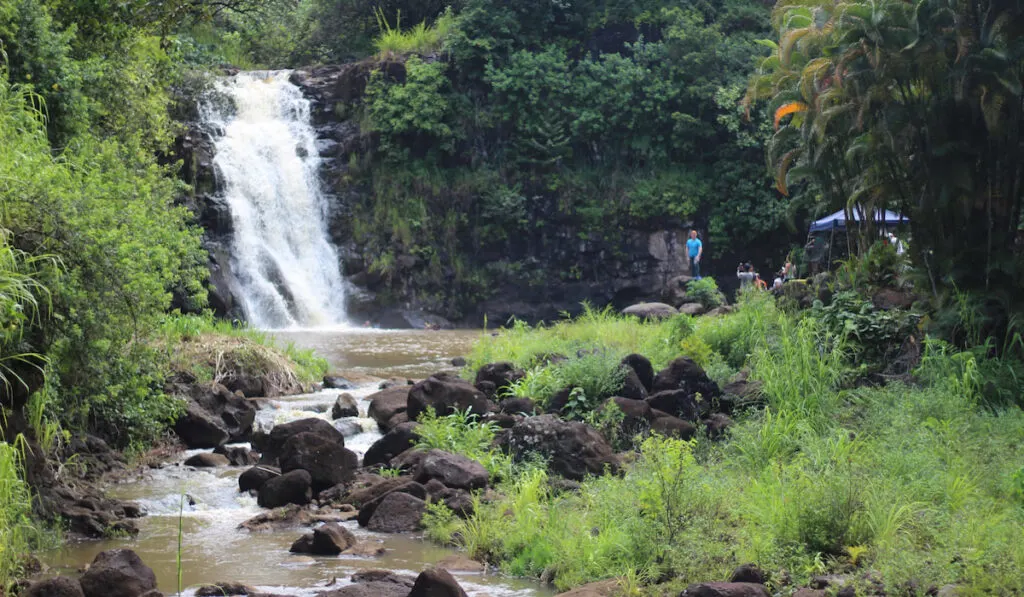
747,0,1024,340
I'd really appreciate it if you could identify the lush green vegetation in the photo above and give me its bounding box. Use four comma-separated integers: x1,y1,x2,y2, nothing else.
747,0,1024,344
309,0,794,317
428,293,1024,594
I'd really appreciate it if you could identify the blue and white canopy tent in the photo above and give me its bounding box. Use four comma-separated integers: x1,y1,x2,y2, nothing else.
805,208,910,268
809,208,909,233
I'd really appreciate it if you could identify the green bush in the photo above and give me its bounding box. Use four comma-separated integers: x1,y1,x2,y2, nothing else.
811,291,919,367
685,277,724,310
415,407,512,478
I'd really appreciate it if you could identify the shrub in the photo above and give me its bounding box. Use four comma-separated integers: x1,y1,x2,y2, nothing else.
415,407,512,478
811,291,919,367
685,277,724,309
508,351,626,416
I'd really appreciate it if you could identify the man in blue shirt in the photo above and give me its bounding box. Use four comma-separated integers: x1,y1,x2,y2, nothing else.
686,230,703,280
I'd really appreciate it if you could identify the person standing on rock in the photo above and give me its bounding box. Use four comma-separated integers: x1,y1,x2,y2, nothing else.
687,230,703,280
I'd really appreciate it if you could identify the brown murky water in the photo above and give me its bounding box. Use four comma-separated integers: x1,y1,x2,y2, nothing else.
273,328,483,380
39,330,551,597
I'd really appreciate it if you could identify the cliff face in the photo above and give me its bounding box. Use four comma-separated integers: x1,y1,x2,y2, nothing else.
177,62,695,328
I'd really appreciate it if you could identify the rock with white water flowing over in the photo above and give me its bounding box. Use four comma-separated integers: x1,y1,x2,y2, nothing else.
331,392,359,419
201,71,348,328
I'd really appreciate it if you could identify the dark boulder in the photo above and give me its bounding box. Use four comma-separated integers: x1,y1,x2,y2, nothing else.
257,469,312,508
406,374,490,422
366,492,426,532
195,583,256,596
279,431,358,491
23,577,84,597
214,445,260,467
324,376,354,390
646,389,700,421
499,415,618,480
367,386,412,431
350,570,417,587
621,354,654,392
290,522,357,555
341,475,411,508
603,397,653,438
239,465,280,493
730,564,767,585
650,414,697,440
414,450,488,490
474,362,525,395
331,393,360,419
357,482,428,526
682,583,769,597
79,549,157,597
363,422,420,467
184,452,230,468
499,398,538,415
435,487,474,518
474,380,497,398
187,382,258,442
408,568,468,597
174,403,230,448
652,356,720,400
704,413,734,439
619,367,648,401
259,417,345,465
315,583,409,597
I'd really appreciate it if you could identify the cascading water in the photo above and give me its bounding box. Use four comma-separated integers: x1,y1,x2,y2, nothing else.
202,71,348,329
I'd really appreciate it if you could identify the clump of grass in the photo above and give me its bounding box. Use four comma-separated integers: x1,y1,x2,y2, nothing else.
468,304,683,373
0,439,46,590
507,350,626,412
159,313,328,390
374,8,455,58
415,407,512,479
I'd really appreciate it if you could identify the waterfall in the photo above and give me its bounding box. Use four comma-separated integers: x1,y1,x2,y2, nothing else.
202,71,348,329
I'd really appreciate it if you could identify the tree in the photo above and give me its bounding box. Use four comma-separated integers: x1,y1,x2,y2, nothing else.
747,1,1024,316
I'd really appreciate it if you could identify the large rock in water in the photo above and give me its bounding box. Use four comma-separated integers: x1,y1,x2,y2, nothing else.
290,522,357,555
279,431,358,491
622,302,678,319
366,492,426,532
499,415,618,480
79,549,157,597
23,577,85,597
174,402,230,449
414,450,489,490
363,422,420,467
367,386,412,431
331,393,360,419
239,465,280,492
408,568,469,597
357,481,428,526
257,469,312,508
406,373,490,422
257,417,345,464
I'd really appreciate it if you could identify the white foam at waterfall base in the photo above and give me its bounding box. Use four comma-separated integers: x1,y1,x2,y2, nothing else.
202,71,348,329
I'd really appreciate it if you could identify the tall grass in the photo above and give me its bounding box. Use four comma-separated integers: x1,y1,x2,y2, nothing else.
0,440,40,590
415,407,513,479
427,297,1024,594
373,8,455,57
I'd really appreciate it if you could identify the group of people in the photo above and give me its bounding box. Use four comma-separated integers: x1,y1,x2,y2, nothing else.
688,230,798,290
737,260,796,291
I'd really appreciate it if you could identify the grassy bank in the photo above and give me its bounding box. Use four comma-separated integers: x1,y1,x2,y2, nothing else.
158,313,328,390
428,295,1024,594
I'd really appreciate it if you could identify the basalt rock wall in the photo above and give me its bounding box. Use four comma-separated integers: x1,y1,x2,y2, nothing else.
175,61,695,327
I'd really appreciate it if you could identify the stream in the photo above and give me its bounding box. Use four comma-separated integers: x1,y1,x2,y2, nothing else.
40,329,551,597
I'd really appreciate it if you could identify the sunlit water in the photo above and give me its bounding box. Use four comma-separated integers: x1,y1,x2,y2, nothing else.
39,331,551,597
